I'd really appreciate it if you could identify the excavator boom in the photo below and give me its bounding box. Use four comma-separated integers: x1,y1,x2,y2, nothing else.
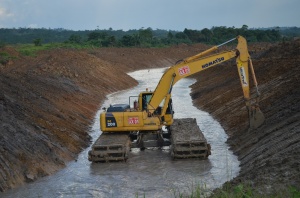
148,36,264,129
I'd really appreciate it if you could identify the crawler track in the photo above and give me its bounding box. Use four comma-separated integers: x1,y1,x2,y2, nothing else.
170,118,211,159
88,133,130,162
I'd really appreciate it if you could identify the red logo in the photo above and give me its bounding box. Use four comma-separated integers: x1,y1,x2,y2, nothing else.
178,66,190,76
128,117,139,124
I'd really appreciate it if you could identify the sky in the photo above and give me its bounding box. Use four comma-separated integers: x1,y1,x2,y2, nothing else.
0,0,299,31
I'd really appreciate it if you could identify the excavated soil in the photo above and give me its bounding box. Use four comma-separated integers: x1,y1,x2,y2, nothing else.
0,40,299,193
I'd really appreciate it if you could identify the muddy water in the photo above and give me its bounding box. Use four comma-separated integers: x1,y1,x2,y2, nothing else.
2,68,239,198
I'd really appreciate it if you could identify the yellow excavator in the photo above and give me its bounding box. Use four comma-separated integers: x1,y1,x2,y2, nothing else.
88,36,265,162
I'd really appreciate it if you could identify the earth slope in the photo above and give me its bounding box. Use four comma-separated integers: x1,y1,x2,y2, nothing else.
190,40,300,192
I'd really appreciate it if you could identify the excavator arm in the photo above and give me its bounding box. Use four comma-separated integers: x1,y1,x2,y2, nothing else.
148,36,265,129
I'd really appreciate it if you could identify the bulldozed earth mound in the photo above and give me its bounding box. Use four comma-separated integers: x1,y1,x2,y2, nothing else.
0,39,299,193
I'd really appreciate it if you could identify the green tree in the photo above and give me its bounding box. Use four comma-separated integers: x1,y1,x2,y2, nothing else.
68,34,82,44
33,38,42,46
167,31,173,39
201,28,212,42
87,31,107,41
101,36,116,47
139,28,153,40
0,41,5,48
242,24,248,31
183,28,204,42
120,35,136,47
175,32,188,39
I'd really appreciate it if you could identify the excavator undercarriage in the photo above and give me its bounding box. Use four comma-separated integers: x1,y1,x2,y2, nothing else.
88,118,211,162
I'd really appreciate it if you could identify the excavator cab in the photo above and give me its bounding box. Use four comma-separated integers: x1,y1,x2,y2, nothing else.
138,91,174,125
139,92,153,111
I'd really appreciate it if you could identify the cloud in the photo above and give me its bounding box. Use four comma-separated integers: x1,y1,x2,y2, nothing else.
0,0,299,30
0,7,14,18
27,24,38,28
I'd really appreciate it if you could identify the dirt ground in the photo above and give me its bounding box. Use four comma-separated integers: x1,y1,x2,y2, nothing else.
0,40,299,193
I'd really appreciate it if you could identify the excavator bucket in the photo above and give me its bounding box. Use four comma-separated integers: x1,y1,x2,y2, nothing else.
249,106,265,129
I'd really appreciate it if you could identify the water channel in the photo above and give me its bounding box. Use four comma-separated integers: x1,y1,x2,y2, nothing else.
3,68,240,198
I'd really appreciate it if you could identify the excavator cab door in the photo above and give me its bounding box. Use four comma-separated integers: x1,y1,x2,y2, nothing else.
141,93,152,111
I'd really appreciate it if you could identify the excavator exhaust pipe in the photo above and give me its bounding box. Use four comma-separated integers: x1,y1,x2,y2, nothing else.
249,106,265,129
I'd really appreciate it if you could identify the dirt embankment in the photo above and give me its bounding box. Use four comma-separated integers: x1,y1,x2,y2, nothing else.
0,44,207,191
0,48,140,191
190,40,300,192
0,40,299,193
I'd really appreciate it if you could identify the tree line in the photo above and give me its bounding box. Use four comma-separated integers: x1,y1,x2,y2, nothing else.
1,25,299,48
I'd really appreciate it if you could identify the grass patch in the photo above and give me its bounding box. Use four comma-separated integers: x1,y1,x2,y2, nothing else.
171,183,300,198
0,51,17,65
15,42,96,57
211,184,300,198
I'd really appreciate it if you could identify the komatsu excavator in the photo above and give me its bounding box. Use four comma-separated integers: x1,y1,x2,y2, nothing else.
88,36,265,162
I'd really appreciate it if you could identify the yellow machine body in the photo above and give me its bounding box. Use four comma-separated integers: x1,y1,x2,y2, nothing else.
100,36,264,133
